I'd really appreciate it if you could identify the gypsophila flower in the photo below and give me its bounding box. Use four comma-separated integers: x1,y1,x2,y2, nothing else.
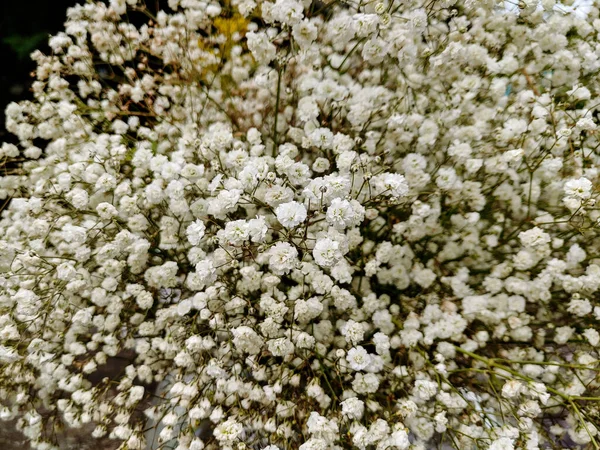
564,177,593,200
374,173,409,198
275,201,307,228
583,329,600,346
519,227,551,249
267,337,294,357
340,320,365,345
292,20,318,48
96,202,119,220
412,379,438,401
214,418,243,444
246,31,276,65
56,262,77,281
0,345,21,363
313,238,343,268
489,437,515,450
2,1,600,449
232,326,264,355
340,397,364,420
195,260,217,286
502,380,524,399
326,198,364,230
568,296,592,316
186,220,206,246
267,242,298,275
346,346,372,371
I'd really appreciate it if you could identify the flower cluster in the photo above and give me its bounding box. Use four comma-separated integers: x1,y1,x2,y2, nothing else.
2,0,600,449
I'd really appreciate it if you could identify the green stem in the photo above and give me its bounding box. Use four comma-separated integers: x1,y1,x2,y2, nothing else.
454,346,600,449
273,63,284,157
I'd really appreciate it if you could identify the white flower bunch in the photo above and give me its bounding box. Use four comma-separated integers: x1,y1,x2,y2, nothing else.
2,0,600,449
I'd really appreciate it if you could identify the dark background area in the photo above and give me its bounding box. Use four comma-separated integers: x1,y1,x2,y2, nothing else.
1,0,79,142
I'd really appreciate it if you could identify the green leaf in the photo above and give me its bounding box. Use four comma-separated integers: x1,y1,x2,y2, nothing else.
2,32,49,60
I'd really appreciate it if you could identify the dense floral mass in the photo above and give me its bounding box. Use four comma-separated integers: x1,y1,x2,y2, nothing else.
2,0,600,448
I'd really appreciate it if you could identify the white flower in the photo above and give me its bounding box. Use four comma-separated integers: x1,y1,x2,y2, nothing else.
373,332,390,355
568,296,592,316
292,20,318,48
269,0,304,25
275,201,307,228
389,427,410,449
195,260,217,286
232,326,264,355
66,188,89,209
305,411,339,443
412,379,438,401
375,173,409,198
299,438,329,450
267,337,295,357
144,262,179,288
352,373,380,394
0,345,21,363
96,202,119,220
346,346,372,371
207,189,242,218
313,238,342,267
576,117,597,130
501,380,524,399
186,220,206,246
267,242,299,275
362,38,389,64
95,173,117,193
247,31,276,64
564,177,593,200
56,262,77,281
298,97,319,123
554,326,575,345
265,185,294,207
518,227,551,248
294,297,323,323
248,216,268,242
353,13,379,37
309,128,334,150
340,397,364,420
312,157,330,173
465,158,483,173
436,167,460,190
326,198,364,230
341,320,365,345
489,437,515,450
529,382,551,405
220,220,251,245
583,328,600,346
214,418,243,443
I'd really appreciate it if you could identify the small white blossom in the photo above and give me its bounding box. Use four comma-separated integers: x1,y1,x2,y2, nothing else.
564,177,593,200
214,418,243,444
346,346,372,371
186,220,206,246
340,397,364,420
313,238,343,268
275,201,308,228
268,242,299,275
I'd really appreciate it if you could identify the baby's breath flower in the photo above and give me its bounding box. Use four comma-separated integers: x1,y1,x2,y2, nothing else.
275,201,307,229
2,1,600,449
